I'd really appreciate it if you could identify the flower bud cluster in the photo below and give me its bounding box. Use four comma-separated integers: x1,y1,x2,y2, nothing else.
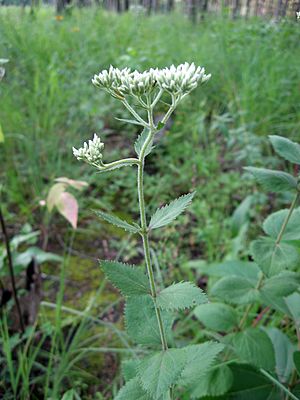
155,63,211,94
72,134,104,166
92,63,210,98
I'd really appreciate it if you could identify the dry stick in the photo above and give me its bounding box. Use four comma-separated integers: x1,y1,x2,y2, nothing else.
0,207,25,333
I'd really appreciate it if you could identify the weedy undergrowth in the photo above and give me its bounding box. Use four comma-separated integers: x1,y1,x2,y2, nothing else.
72,63,227,399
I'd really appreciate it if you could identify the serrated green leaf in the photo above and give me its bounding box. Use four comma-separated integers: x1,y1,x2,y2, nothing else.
115,377,152,400
232,328,275,371
149,192,195,230
211,276,260,305
93,210,140,233
100,261,150,296
157,281,207,311
294,351,300,375
125,295,174,346
285,293,300,328
61,390,76,400
190,364,234,398
263,208,300,241
138,348,186,398
228,363,281,400
265,328,295,383
180,342,224,387
194,303,238,332
134,128,153,157
244,167,297,193
269,135,300,165
122,359,140,382
251,237,300,276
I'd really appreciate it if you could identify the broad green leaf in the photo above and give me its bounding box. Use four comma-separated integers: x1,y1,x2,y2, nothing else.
138,348,186,398
260,271,300,299
294,351,300,375
231,195,253,236
206,261,260,282
269,135,300,165
115,377,152,400
190,364,233,398
101,261,150,296
228,363,281,400
263,208,300,241
285,292,300,327
244,167,297,193
180,342,224,387
232,328,275,371
211,276,260,305
194,303,238,332
122,359,140,382
134,128,153,157
125,295,173,346
10,231,39,249
0,122,4,143
14,247,62,268
94,210,140,233
157,281,207,311
251,237,300,276
149,192,195,230
265,328,294,383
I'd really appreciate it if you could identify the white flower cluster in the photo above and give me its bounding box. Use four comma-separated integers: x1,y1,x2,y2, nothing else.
72,134,104,165
92,63,210,98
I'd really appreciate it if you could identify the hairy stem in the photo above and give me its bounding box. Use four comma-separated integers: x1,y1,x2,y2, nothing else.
260,369,300,400
0,206,25,333
137,129,168,352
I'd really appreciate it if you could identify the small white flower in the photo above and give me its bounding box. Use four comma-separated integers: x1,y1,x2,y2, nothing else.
155,63,211,94
118,69,157,96
73,134,104,166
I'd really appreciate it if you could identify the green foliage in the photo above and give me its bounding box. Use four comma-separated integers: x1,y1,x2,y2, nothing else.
263,208,300,241
251,237,300,276
244,167,297,193
231,328,275,371
115,378,152,400
100,260,150,296
269,135,300,165
194,303,238,332
138,349,187,398
125,295,173,346
156,281,207,311
189,364,233,398
93,209,140,233
294,352,300,376
149,192,195,230
211,276,260,305
134,129,153,157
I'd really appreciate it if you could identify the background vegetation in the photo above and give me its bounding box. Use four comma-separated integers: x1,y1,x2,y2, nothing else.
0,6,300,399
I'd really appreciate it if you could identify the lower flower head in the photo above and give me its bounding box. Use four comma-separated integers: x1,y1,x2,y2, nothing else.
73,134,104,166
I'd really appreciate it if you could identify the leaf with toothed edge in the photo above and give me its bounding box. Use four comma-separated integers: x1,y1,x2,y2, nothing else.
244,167,297,193
137,348,187,398
115,377,152,400
149,192,195,230
157,281,207,311
125,295,174,346
93,209,140,233
269,135,300,165
100,260,150,296
179,342,225,387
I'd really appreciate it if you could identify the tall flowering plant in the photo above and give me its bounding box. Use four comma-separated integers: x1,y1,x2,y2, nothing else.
73,63,225,399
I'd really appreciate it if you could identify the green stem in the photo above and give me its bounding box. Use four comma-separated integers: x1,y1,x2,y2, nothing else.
238,191,300,330
260,369,300,400
137,129,168,352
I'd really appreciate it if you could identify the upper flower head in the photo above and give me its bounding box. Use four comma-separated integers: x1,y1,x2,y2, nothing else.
155,63,211,94
73,133,104,166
